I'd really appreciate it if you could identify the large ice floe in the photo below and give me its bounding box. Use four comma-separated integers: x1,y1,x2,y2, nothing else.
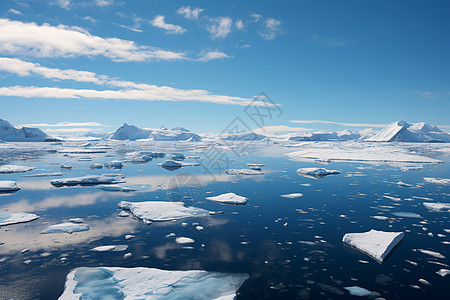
59,267,248,300
118,201,209,222
296,167,340,178
423,202,450,212
206,193,248,205
286,142,441,164
0,212,39,226
40,222,90,234
50,174,125,186
0,180,20,192
0,164,35,174
342,229,404,263
225,169,264,175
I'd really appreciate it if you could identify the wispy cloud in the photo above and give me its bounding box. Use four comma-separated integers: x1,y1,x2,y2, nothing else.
253,125,311,134
0,18,186,62
53,0,71,10
151,15,186,34
95,0,113,7
0,57,273,107
250,13,262,23
307,33,349,47
207,17,233,38
8,8,22,15
21,121,105,127
259,18,282,40
197,51,230,62
117,24,143,33
290,120,387,128
177,6,204,20
411,90,434,98
235,19,245,30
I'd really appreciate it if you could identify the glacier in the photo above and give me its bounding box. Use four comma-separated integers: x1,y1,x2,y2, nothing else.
58,267,249,300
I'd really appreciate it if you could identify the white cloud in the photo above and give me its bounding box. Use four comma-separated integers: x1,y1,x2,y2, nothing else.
151,15,186,34
235,19,245,30
0,18,186,62
21,122,105,127
82,16,97,24
207,17,232,38
177,6,204,20
250,13,262,23
8,8,22,15
253,125,311,134
95,0,113,6
54,0,71,9
290,120,387,128
197,51,229,62
117,24,143,33
259,18,282,40
411,90,434,98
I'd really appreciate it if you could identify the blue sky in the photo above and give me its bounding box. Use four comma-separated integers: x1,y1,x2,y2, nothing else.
0,0,449,136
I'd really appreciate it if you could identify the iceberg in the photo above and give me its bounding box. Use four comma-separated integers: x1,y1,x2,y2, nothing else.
118,201,209,222
423,202,450,212
424,177,450,185
50,174,125,186
0,180,20,192
206,193,248,205
110,123,202,141
225,169,264,175
0,118,55,142
58,267,248,300
436,269,450,277
296,167,340,178
0,164,35,174
0,212,39,226
40,222,90,234
342,229,404,263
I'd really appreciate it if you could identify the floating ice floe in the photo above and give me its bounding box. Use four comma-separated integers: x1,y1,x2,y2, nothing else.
0,165,35,174
96,185,135,192
206,193,248,205
60,165,72,170
280,193,303,199
175,237,195,244
0,181,20,192
417,249,446,259
423,202,450,212
225,169,264,175
23,172,63,177
50,174,125,186
69,218,84,223
0,212,39,226
161,160,182,168
296,168,340,178
90,245,128,252
59,267,248,299
391,212,422,218
118,201,209,222
397,181,415,187
247,163,265,167
436,269,450,277
344,286,380,297
89,164,103,169
103,161,123,169
40,222,90,234
424,177,450,185
342,229,404,263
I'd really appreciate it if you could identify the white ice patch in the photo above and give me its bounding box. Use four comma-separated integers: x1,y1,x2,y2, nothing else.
96,185,135,192
397,181,414,187
23,172,63,177
0,165,35,174
280,193,303,199
118,201,209,222
225,169,264,175
296,167,340,178
0,212,39,226
58,267,248,300
423,202,450,212
436,269,450,277
424,177,450,185
0,181,20,192
206,193,248,205
90,245,128,252
344,286,379,297
40,222,90,234
50,174,125,186
175,237,195,244
391,212,422,218
342,229,404,263
417,249,446,259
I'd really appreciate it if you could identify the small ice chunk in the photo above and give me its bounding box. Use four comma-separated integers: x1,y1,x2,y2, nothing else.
397,181,414,187
225,169,264,175
342,229,404,263
196,226,204,231
417,249,445,259
0,212,39,226
118,201,209,222
59,267,249,299
118,211,129,217
40,222,90,234
104,161,123,169
90,163,103,169
125,235,135,240
175,237,195,244
280,193,303,198
124,253,132,259
24,259,32,264
436,269,450,277
161,160,182,168
69,218,84,223
0,181,20,192
91,245,128,252
60,165,72,170
423,202,450,212
296,168,340,178
165,233,176,238
392,212,422,218
344,286,379,297
96,185,135,192
0,165,35,174
424,177,450,185
371,215,390,221
206,192,248,205
51,174,125,186
181,222,188,227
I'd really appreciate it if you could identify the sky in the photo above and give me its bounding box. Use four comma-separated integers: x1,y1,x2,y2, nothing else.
0,0,449,136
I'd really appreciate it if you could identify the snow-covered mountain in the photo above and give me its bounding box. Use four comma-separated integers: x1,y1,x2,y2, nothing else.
110,123,202,141
221,132,267,141
367,120,450,142
0,118,57,142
